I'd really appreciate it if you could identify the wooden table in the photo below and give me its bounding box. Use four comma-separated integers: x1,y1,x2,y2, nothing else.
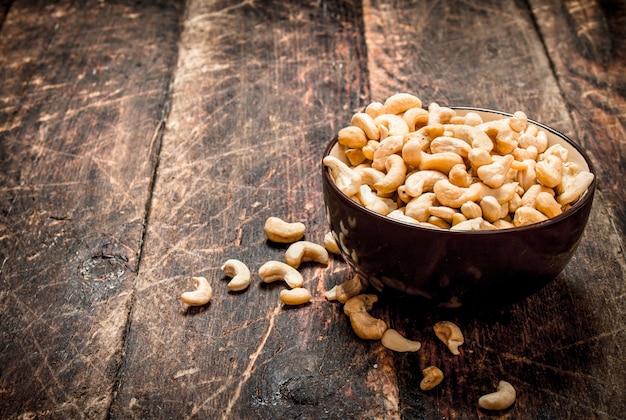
1,0,625,418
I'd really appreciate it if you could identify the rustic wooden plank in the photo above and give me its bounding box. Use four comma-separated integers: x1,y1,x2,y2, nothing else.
528,0,626,255
0,0,182,417
107,0,393,418
362,0,626,418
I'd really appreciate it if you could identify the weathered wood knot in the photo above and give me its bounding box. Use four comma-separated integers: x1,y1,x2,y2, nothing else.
79,253,129,281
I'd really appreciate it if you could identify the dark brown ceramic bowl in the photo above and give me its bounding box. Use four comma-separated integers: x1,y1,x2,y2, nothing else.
322,107,596,308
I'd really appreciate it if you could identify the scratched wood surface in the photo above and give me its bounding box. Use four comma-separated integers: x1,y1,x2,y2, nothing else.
1,0,625,419
0,0,182,417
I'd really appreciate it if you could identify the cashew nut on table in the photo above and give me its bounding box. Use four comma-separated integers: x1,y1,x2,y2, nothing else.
180,276,213,306
343,294,388,340
264,216,306,243
433,321,464,355
478,380,517,410
221,259,251,292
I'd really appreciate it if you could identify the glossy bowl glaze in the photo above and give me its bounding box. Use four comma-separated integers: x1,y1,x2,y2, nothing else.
322,108,596,308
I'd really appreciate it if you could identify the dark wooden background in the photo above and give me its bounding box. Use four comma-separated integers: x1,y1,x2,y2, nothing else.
1,0,624,418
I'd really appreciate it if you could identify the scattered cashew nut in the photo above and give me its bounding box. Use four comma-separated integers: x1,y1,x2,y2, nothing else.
264,216,306,243
258,260,304,289
284,241,330,269
279,287,311,306
381,328,421,352
433,321,464,355
420,366,444,391
180,276,213,306
478,380,516,411
325,274,367,303
221,259,251,291
343,294,387,340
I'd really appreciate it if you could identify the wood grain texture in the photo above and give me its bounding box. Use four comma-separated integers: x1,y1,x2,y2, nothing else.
108,0,378,418
529,0,626,251
0,0,182,417
1,0,624,418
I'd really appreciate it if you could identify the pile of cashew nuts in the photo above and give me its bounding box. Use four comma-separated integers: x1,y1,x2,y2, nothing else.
324,93,594,230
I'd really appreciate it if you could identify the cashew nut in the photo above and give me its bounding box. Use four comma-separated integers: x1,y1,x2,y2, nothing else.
477,154,514,188
403,170,447,198
180,276,213,306
221,259,251,291
460,201,482,219
323,155,362,197
405,192,438,222
513,206,548,226
374,154,407,194
478,380,516,411
387,208,420,225
519,129,548,153
357,184,397,215
521,184,555,208
351,112,380,140
354,164,386,187
264,216,306,244
448,163,473,188
365,101,385,119
403,107,429,131
516,158,537,191
433,321,464,355
325,273,366,303
419,151,465,174
444,124,494,151
323,231,341,255
362,140,379,160
430,136,472,157
381,328,421,352
284,241,330,269
372,134,404,170
343,294,387,340
536,154,563,188
557,162,594,205
428,206,457,223
535,191,562,218
428,103,456,125
433,180,483,208
468,147,493,170
373,113,410,137
450,217,497,231
279,287,311,306
258,260,304,289
420,366,444,391
344,147,367,166
337,125,368,148
478,119,519,154
383,92,422,115
427,215,450,229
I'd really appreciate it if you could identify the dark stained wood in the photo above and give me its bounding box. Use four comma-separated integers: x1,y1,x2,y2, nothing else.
529,0,626,249
108,0,382,417
1,0,625,418
0,0,182,417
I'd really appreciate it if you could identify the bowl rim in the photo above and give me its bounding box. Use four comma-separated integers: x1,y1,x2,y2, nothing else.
322,106,597,235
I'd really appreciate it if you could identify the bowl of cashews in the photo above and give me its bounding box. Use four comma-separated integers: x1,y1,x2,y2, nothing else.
322,93,596,308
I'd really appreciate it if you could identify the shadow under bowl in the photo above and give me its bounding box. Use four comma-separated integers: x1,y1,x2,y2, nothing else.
322,107,596,309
